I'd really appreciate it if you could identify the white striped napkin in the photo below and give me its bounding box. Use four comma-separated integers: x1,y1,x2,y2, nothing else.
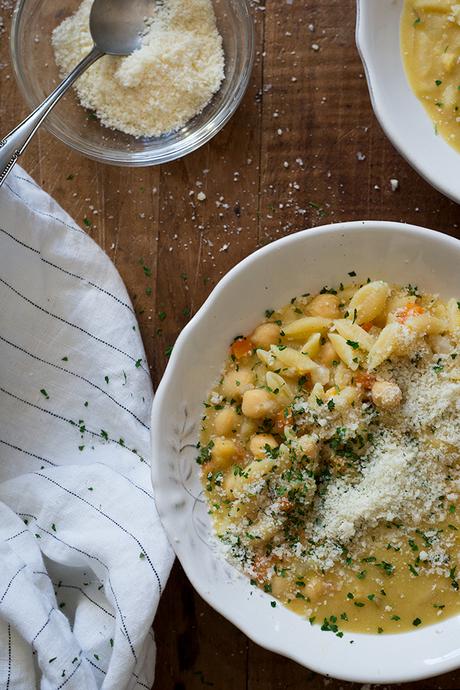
0,168,174,690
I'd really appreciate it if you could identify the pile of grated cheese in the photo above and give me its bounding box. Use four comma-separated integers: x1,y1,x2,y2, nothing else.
304,349,460,570
52,0,225,138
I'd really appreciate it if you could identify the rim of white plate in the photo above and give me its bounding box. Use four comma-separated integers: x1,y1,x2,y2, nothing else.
356,0,460,205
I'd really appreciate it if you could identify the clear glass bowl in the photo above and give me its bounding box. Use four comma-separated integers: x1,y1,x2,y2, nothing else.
10,0,255,166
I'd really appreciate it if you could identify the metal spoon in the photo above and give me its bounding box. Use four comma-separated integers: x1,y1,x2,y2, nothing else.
0,0,156,188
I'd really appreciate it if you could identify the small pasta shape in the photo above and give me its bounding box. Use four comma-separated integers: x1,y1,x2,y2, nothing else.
413,0,452,11
282,316,331,340
328,333,361,371
301,332,322,358
333,319,375,351
428,334,452,354
310,363,330,385
266,371,294,406
308,382,326,406
404,313,446,335
367,322,403,370
430,301,448,321
261,345,320,376
256,348,276,368
447,298,460,333
348,281,390,324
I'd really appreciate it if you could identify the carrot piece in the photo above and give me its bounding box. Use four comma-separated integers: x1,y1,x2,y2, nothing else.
361,322,373,332
396,303,425,323
355,372,376,390
230,337,254,359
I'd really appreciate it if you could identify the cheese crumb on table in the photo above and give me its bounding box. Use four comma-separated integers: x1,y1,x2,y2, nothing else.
52,0,225,138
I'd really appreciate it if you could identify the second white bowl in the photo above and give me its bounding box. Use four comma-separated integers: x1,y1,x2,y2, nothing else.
356,0,460,204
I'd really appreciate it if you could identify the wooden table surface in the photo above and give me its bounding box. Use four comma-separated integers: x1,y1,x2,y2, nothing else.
1,1,460,688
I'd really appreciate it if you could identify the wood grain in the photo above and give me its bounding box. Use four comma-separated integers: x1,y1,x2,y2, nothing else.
1,0,459,688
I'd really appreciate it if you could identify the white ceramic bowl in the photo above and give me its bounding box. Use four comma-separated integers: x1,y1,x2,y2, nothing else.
151,221,460,684
356,1,460,204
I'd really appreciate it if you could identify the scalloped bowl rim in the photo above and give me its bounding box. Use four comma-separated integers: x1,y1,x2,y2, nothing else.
151,221,460,684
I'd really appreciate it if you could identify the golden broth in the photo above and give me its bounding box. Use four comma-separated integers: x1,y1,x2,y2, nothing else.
198,282,460,637
401,0,460,153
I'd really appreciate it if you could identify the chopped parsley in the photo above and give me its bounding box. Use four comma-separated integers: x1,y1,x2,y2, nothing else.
196,441,214,465
346,340,360,350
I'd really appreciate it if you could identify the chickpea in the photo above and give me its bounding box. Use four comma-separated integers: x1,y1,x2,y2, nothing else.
371,380,402,410
298,434,319,460
250,322,280,349
308,294,341,319
242,388,279,419
210,438,240,470
249,433,278,459
335,386,359,409
214,407,239,436
317,341,337,367
222,367,254,400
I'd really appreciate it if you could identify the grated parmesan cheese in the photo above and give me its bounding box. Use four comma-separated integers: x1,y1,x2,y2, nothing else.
52,0,225,138
200,283,460,631
216,340,460,575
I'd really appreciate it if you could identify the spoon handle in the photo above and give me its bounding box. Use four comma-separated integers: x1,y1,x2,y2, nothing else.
0,46,103,189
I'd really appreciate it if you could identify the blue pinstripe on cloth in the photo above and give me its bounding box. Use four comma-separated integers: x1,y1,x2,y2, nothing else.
0,169,174,690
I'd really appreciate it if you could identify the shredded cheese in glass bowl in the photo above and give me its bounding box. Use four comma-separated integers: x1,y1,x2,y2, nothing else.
11,0,254,165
